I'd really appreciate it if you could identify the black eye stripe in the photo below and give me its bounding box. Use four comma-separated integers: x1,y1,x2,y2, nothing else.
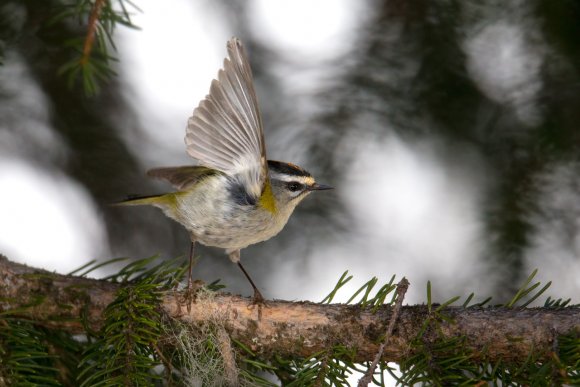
286,182,304,192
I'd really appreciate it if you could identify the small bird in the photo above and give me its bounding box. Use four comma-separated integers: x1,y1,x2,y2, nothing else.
119,37,332,303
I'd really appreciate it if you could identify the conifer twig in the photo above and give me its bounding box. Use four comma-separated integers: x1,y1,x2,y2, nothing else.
358,277,409,387
81,0,106,66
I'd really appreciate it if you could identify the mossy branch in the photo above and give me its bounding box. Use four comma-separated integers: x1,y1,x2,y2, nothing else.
0,256,578,367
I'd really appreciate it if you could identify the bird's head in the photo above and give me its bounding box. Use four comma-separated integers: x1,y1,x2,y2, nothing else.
261,160,332,214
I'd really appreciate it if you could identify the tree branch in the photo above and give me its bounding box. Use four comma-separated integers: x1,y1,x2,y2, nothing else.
0,256,578,364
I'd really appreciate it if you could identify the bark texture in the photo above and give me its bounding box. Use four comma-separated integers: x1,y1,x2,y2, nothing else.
0,256,578,364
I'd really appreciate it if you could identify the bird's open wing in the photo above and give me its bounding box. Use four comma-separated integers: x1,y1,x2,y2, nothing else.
185,37,267,200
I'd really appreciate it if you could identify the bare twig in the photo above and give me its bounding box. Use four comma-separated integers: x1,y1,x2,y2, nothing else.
313,350,330,387
358,277,409,387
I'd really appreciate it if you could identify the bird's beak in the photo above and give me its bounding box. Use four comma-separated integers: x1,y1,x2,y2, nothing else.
310,183,334,191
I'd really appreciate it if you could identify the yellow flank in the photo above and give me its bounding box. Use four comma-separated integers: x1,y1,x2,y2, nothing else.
157,193,179,206
259,181,277,214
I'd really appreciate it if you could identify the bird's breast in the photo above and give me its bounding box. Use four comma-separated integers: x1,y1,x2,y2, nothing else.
167,175,292,250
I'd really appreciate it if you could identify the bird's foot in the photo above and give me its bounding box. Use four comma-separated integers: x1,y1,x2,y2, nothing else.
249,288,267,307
181,279,205,313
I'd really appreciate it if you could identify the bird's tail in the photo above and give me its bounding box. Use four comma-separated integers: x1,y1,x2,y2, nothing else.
113,194,167,207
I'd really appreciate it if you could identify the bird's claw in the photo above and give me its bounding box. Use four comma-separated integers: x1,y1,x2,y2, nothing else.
181,279,205,313
249,289,268,308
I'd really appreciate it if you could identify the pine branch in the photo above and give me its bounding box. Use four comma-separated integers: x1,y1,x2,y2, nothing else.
0,256,578,365
81,0,106,66
52,0,140,95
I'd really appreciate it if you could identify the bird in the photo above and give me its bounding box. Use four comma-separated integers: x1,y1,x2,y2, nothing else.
118,37,332,303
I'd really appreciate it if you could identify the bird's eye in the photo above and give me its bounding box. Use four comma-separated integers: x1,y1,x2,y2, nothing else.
287,182,304,192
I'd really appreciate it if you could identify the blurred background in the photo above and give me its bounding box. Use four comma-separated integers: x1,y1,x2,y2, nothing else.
1,0,579,307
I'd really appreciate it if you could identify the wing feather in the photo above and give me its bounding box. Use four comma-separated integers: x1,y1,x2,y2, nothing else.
185,37,267,199
147,166,218,190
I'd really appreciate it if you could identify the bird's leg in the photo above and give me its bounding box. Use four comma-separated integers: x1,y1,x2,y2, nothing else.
229,250,265,304
182,240,200,313
187,241,195,292
237,262,265,304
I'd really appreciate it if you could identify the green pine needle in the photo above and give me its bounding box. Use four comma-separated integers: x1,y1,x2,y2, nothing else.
321,271,353,304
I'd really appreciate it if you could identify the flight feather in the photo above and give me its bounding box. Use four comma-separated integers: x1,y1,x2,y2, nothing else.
185,37,268,200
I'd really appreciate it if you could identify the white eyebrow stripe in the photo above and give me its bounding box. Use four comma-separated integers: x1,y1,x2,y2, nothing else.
270,173,315,185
